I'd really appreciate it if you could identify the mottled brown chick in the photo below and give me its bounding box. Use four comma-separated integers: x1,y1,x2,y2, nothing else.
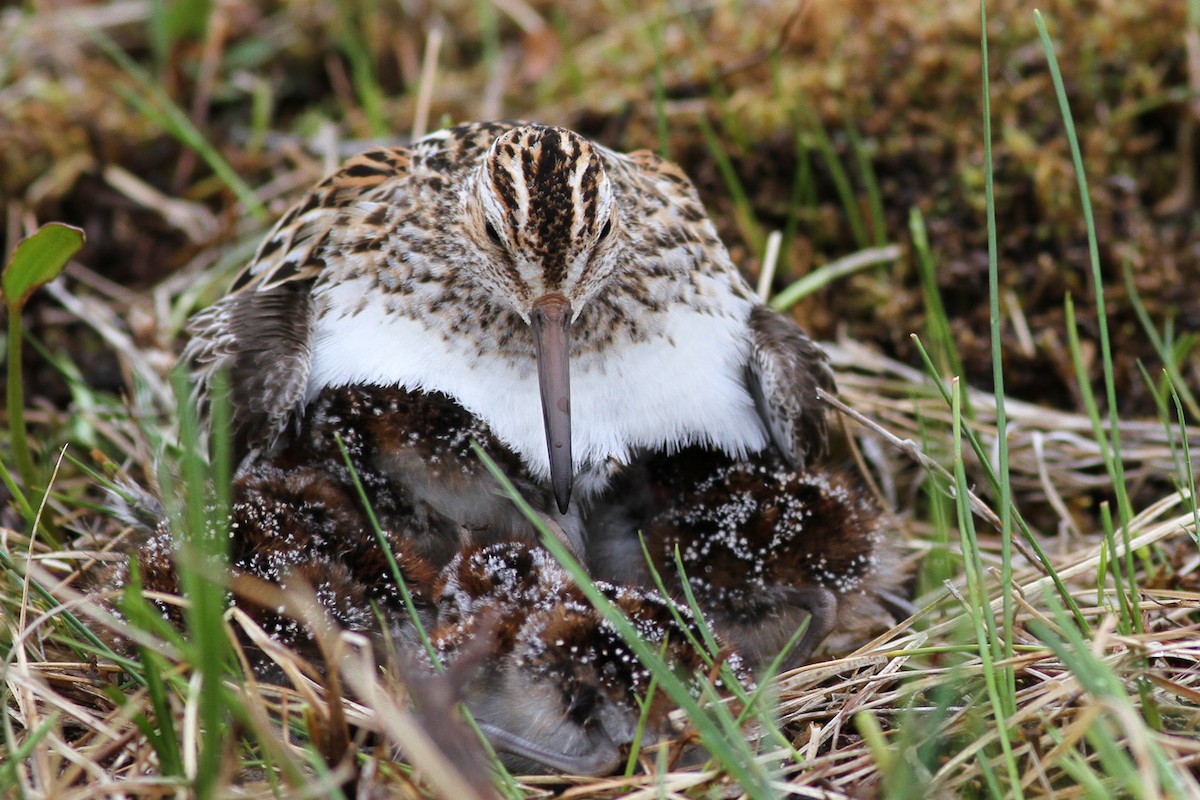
95,388,748,776
95,384,570,668
259,383,584,563
589,448,903,671
98,459,441,670
429,540,746,775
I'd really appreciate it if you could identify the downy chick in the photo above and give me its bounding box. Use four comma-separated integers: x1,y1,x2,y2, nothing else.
589,448,904,671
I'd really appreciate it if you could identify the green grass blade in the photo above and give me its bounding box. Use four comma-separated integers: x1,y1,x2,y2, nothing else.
909,334,1088,630
778,122,816,280
1035,10,1135,539
916,415,956,594
1028,604,1190,797
332,433,440,669
652,10,670,160
844,114,886,246
1097,503,1135,635
623,647,663,777
666,0,746,148
1122,261,1200,420
770,244,899,311
697,115,764,255
633,539,719,664
634,542,794,757
169,370,233,799
795,100,869,249
149,0,213,68
1063,295,1111,465
0,544,122,663
1168,383,1200,543
0,711,59,793
910,208,965,383
950,379,1022,797
136,644,186,776
331,434,521,798
0,449,36,525
979,0,1016,716
336,2,388,137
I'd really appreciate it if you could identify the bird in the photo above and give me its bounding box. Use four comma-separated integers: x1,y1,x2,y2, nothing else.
94,119,846,775
95,440,441,670
95,450,748,776
184,121,834,517
427,539,746,775
244,382,584,564
587,447,904,671
92,383,571,670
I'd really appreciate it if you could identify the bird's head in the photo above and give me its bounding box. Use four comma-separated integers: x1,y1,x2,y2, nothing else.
462,124,625,511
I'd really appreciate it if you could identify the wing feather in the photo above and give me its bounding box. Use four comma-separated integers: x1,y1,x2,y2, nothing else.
745,305,835,466
184,146,413,456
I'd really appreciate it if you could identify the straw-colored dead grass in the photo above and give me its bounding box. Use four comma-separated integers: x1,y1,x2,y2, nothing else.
5,300,1199,795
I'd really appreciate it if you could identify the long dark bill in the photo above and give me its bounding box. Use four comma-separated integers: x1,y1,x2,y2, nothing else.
530,293,573,513
478,722,621,776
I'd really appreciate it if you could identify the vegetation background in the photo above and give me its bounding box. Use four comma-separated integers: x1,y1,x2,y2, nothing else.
1,0,1198,797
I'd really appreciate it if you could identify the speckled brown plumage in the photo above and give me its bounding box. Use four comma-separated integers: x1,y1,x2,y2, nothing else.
429,540,745,775
97,459,441,667
95,380,764,775
95,383,564,664
185,121,834,512
260,383,580,563
94,119,862,775
96,469,742,775
589,447,902,671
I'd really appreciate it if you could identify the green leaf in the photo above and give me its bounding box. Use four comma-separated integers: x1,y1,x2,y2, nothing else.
2,223,85,312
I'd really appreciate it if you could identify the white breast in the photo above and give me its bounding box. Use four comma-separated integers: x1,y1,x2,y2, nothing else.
305,280,768,497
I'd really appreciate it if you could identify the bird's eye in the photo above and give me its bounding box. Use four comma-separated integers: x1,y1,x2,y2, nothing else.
597,219,612,241
485,220,503,246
